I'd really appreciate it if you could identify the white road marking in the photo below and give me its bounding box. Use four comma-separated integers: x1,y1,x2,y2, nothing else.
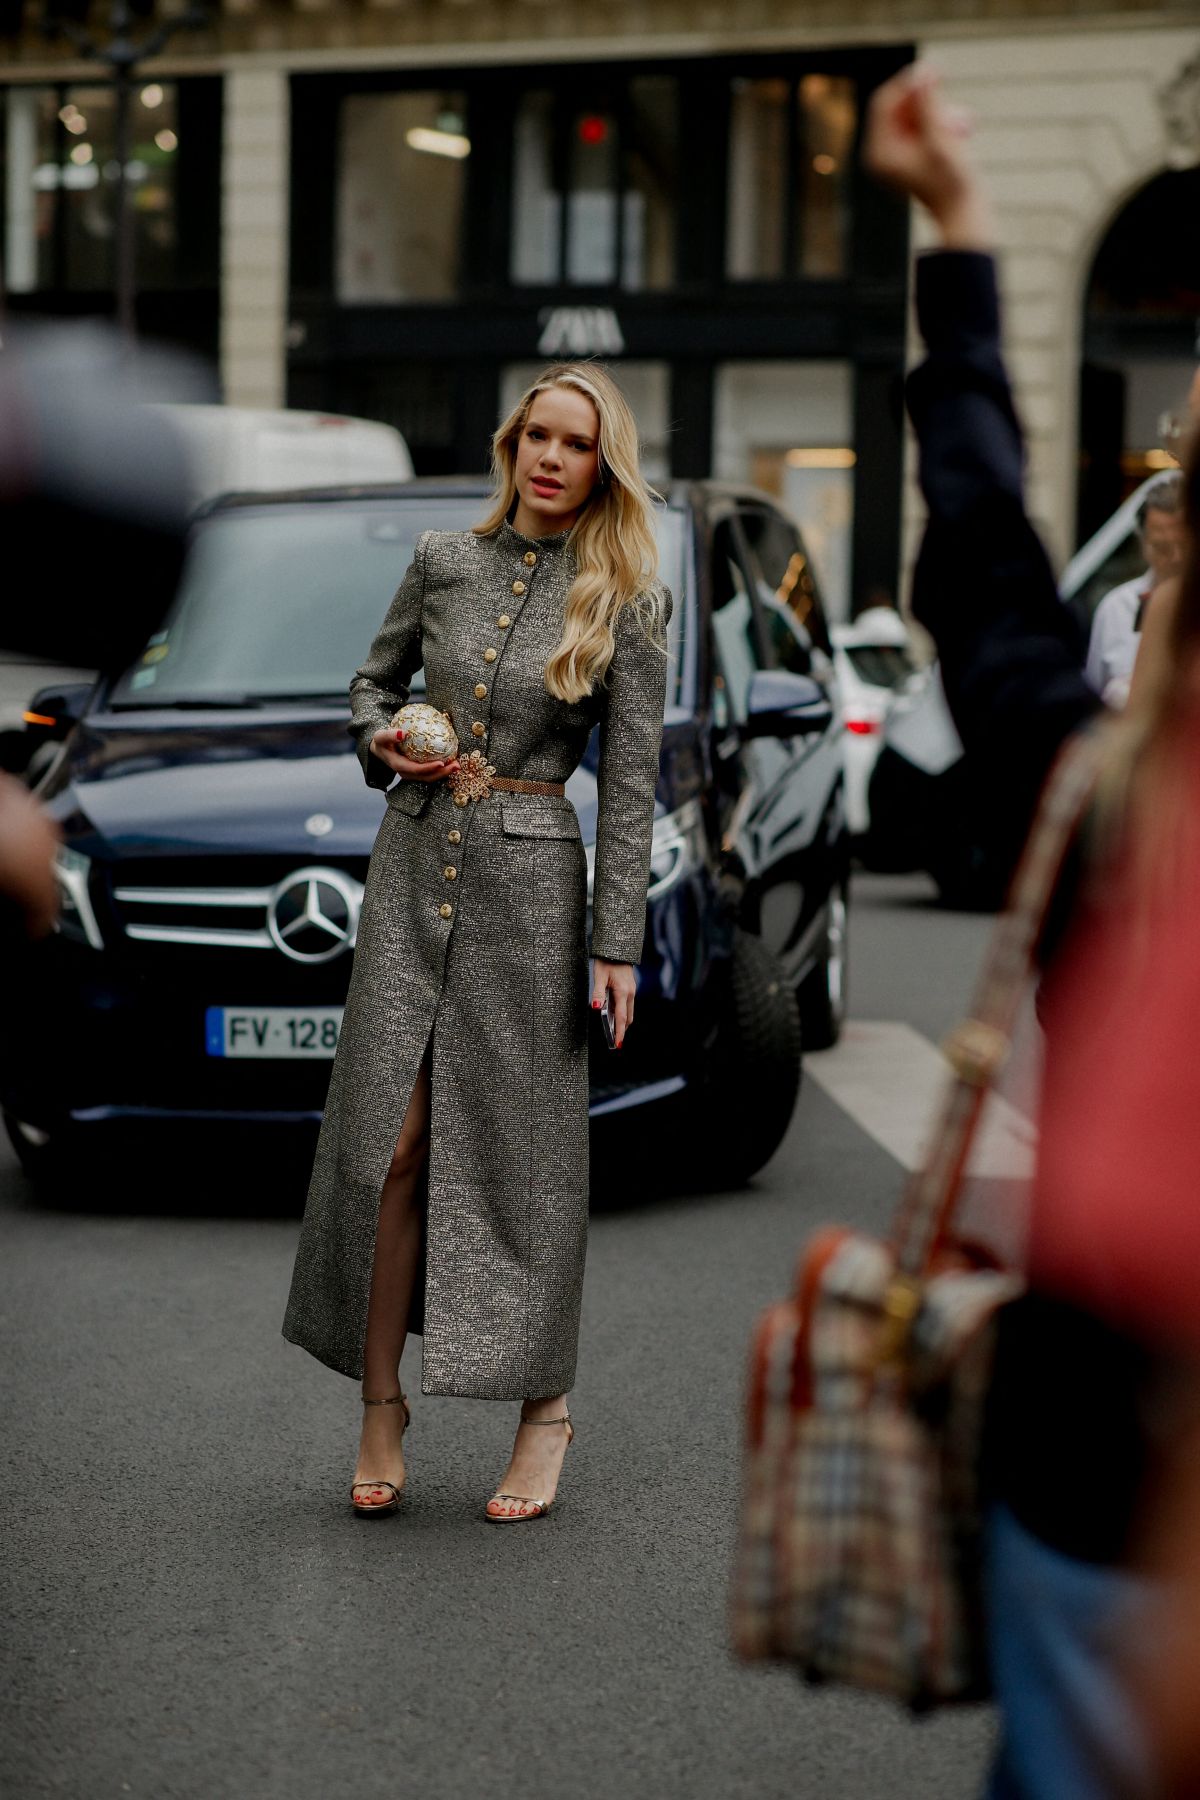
805,1020,1037,1179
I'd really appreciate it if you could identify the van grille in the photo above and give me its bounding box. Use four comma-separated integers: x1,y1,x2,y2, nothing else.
113,867,365,958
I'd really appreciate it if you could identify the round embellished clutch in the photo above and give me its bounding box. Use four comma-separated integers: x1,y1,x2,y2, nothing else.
388,702,459,764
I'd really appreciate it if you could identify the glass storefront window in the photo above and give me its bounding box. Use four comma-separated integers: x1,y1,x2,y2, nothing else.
338,91,467,302
725,74,855,281
714,361,855,620
500,361,671,488
511,81,677,291
3,87,57,292
566,106,618,284
623,79,677,293
511,90,558,286
797,75,855,279
726,79,788,282
2,80,180,293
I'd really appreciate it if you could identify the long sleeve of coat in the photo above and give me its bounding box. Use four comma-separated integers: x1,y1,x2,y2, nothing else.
590,588,673,964
348,531,429,789
906,252,1097,876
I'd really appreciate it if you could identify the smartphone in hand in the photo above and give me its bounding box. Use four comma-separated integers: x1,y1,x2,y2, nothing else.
601,990,618,1050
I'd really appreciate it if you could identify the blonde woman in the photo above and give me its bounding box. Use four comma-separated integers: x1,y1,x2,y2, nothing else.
283,363,671,1522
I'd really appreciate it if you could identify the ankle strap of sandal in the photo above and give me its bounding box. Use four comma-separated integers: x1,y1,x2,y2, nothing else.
362,1393,411,1430
520,1413,571,1426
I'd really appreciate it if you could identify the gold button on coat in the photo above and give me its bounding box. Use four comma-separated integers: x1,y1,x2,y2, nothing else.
472,721,485,737
523,551,537,566
498,615,511,629
484,647,497,663
511,581,526,595
444,866,457,881
439,903,453,919
474,683,487,699
448,830,461,844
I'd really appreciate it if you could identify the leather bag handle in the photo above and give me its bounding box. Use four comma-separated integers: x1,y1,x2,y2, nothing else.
890,726,1107,1280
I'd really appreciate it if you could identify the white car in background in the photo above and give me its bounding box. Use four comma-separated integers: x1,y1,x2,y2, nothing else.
11,406,415,781
863,477,1168,907
149,405,414,510
830,606,921,839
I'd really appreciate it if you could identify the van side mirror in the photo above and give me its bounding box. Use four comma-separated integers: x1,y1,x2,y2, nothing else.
743,670,833,739
24,683,94,739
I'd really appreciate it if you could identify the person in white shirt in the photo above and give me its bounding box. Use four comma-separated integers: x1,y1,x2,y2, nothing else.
1086,472,1185,706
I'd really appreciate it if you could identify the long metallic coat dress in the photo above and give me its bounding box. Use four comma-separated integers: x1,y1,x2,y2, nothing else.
282,520,671,1398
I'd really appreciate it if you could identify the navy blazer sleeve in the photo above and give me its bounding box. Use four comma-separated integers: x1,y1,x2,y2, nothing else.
906,252,1098,874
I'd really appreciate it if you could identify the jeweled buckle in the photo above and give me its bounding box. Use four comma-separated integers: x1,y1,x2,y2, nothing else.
448,750,497,806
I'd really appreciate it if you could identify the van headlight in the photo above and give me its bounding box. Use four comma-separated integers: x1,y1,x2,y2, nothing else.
646,799,706,901
585,799,706,904
53,845,105,949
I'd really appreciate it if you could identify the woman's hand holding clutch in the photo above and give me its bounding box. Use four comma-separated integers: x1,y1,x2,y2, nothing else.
369,726,461,784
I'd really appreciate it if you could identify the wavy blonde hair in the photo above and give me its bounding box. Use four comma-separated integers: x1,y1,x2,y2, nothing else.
474,363,667,703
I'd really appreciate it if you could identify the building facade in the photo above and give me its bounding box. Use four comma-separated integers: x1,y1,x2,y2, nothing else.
2,2,1197,615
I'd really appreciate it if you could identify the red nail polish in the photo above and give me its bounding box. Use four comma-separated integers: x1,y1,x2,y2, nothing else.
591,1000,601,1009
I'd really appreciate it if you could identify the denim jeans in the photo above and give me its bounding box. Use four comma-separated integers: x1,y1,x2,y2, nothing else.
984,1503,1160,1799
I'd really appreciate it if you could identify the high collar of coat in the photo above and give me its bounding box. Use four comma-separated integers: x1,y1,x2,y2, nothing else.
497,517,573,557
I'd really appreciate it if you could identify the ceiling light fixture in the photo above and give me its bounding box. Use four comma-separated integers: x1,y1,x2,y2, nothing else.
405,126,471,160
785,448,857,470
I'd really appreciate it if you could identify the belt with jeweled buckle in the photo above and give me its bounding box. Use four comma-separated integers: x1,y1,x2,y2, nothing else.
448,751,565,806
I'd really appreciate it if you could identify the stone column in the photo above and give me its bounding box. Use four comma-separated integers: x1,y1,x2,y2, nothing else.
221,68,290,409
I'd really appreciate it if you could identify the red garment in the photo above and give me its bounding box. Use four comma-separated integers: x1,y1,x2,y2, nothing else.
1033,760,1200,1355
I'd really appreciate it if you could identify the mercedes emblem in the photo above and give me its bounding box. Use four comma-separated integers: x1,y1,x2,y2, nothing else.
267,867,362,964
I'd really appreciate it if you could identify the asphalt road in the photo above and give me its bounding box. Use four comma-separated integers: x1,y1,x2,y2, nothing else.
1,874,999,1800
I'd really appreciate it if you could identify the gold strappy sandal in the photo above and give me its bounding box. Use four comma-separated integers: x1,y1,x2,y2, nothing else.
485,1411,574,1522
351,1393,410,1518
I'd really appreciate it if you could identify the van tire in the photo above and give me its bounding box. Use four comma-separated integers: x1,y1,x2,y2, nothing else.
690,930,802,1188
3,1110,64,1190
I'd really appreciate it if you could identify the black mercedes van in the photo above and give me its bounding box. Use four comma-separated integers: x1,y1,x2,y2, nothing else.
8,479,848,1193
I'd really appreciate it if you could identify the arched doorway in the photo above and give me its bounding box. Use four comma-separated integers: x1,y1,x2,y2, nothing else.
1077,165,1200,546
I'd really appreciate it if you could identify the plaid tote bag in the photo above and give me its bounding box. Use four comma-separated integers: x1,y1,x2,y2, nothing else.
731,730,1103,1710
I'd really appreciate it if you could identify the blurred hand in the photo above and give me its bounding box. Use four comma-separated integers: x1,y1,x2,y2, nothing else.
591,957,636,1049
0,774,60,938
369,726,461,783
864,65,993,250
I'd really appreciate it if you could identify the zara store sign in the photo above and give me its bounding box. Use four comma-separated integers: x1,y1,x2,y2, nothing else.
536,307,626,357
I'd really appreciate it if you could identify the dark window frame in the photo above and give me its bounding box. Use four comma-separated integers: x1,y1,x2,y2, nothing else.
0,75,222,354
735,501,834,659
292,45,910,313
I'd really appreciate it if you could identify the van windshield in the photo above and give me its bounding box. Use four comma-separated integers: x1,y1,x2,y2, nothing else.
108,498,687,709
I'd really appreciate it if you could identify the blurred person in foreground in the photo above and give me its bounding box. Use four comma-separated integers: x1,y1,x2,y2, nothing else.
867,65,1200,1799
1085,471,1185,708
0,324,191,944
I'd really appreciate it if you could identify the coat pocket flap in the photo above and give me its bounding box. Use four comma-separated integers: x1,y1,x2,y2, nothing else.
499,795,581,840
386,780,434,818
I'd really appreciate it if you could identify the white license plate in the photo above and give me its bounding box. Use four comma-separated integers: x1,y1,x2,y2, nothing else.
205,1006,344,1059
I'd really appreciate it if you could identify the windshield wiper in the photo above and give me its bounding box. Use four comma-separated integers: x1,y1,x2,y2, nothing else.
108,691,348,712
109,694,262,711
243,691,348,706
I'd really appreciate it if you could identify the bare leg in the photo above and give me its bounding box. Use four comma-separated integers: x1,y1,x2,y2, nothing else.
486,1394,574,1519
353,1057,430,1501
